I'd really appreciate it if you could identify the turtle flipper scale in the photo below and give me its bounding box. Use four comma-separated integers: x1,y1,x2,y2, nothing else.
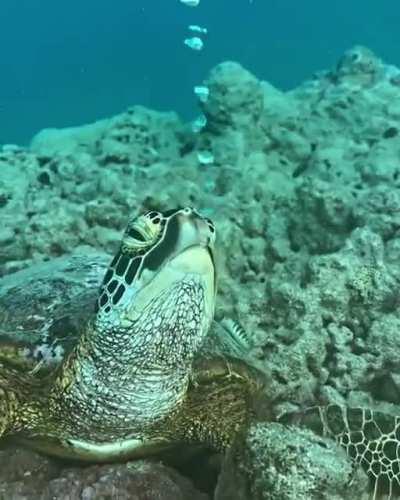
0,359,22,437
0,356,48,438
160,357,266,452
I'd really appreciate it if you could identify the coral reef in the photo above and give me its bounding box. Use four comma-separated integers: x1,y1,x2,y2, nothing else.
215,422,369,500
2,45,400,498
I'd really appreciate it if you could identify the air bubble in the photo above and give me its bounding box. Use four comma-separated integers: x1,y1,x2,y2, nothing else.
184,37,204,51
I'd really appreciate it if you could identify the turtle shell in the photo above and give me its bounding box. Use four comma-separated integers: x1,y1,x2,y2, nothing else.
0,250,110,371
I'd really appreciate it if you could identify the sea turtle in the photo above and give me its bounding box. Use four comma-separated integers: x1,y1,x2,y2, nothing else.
0,206,264,462
3,206,398,499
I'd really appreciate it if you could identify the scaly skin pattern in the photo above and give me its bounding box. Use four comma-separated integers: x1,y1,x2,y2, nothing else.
0,355,262,462
166,357,265,451
0,359,47,436
0,278,211,445
48,278,211,440
0,382,17,437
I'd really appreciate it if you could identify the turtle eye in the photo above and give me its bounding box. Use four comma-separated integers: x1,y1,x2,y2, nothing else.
182,207,192,216
205,218,215,232
121,211,163,256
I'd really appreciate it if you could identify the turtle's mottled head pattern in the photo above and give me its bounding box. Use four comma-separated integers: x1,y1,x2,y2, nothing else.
95,207,216,322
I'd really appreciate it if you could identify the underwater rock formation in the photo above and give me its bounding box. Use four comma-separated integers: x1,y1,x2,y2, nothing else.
196,61,265,167
2,45,400,498
0,447,208,500
215,422,369,500
200,61,264,131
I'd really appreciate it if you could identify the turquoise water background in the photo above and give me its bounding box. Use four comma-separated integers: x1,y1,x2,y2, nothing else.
1,0,398,145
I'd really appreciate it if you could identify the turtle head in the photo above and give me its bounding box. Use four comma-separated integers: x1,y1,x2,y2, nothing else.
95,207,216,321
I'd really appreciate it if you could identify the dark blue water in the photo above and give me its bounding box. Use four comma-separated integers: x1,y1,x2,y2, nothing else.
1,0,399,145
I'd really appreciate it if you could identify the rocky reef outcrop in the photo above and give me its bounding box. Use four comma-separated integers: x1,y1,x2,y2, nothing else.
0,447,208,500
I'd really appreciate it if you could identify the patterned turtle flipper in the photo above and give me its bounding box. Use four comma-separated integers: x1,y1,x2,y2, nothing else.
280,404,400,500
0,354,52,442
0,387,11,438
0,359,28,438
158,356,266,453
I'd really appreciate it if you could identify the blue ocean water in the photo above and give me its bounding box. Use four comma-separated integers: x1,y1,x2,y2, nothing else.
1,0,399,145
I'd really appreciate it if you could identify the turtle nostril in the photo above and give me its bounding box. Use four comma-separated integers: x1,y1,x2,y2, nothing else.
206,220,215,233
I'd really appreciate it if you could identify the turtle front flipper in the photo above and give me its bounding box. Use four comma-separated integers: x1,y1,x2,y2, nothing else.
158,356,267,453
0,360,25,437
0,387,11,437
0,356,48,439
